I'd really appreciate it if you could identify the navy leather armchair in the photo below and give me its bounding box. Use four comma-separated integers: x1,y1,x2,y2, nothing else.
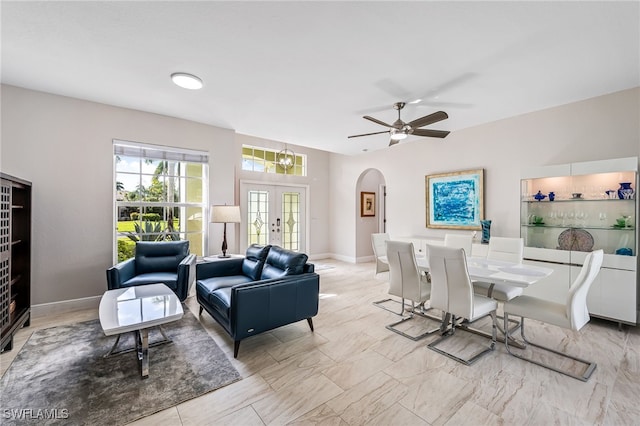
106,241,196,301
196,244,319,357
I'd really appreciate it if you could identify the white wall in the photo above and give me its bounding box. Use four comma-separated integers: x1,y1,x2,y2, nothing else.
0,85,237,305
329,87,640,260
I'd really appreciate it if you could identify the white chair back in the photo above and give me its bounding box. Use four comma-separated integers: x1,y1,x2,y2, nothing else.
567,249,603,330
427,245,474,319
386,241,429,303
371,233,389,258
444,234,473,256
487,237,524,264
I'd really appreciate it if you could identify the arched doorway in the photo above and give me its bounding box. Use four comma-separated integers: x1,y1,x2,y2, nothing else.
355,168,386,262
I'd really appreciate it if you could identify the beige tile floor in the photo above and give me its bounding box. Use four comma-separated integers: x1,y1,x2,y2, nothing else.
2,259,639,425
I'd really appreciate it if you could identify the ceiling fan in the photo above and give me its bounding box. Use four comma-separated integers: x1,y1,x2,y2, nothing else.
348,102,450,146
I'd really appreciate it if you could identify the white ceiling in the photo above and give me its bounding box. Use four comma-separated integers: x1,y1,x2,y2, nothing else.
2,1,639,155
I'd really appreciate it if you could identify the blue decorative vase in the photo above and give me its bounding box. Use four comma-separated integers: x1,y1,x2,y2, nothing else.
618,182,634,199
534,191,546,201
548,191,555,201
480,220,491,244
615,248,633,256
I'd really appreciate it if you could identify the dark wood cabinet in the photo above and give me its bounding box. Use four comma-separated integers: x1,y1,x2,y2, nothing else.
1,173,31,352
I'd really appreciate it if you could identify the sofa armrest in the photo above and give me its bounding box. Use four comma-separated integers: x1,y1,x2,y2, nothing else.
106,258,136,290
175,253,197,300
196,257,244,280
229,273,320,340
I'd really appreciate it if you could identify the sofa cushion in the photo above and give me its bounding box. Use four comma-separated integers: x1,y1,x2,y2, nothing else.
197,275,253,296
207,287,232,321
135,241,189,275
261,246,309,279
242,244,271,280
123,272,179,291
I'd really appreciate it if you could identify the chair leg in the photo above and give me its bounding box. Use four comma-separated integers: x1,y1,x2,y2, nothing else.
198,305,203,316
428,311,496,366
503,314,597,382
385,300,441,341
233,340,241,358
307,317,314,332
373,297,405,315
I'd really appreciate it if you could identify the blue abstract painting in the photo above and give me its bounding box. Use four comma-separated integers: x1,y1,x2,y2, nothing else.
426,169,484,229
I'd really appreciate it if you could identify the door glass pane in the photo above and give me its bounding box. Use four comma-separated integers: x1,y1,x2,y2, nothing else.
248,191,269,246
282,192,300,251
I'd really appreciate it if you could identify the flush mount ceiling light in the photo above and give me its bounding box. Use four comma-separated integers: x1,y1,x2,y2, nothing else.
171,72,203,90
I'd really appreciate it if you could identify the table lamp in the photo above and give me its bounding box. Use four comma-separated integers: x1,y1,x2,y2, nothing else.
210,205,241,258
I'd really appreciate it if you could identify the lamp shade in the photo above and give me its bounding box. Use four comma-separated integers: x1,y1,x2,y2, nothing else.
210,205,241,223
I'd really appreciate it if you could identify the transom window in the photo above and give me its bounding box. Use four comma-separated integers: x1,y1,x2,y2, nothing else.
113,140,208,262
242,145,306,176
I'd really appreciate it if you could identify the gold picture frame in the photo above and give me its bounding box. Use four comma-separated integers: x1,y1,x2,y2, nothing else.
361,192,376,217
426,168,484,229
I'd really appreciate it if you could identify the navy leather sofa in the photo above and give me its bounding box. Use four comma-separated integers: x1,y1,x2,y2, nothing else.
106,240,196,301
196,244,319,357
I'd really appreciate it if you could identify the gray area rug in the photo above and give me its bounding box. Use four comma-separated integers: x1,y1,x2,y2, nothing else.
1,311,241,425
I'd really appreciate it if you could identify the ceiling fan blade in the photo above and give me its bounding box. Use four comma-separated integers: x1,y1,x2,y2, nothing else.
363,116,395,128
347,130,390,139
411,129,450,138
408,111,449,129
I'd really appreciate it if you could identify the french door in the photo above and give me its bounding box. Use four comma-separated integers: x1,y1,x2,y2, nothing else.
239,182,307,253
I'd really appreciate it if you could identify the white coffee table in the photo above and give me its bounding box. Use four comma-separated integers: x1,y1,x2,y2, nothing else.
99,283,184,378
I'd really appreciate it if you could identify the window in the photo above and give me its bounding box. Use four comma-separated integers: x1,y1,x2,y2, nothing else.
242,145,306,176
113,140,208,261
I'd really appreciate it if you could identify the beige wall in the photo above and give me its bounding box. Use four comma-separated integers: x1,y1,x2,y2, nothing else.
329,87,640,261
0,84,333,307
1,85,237,305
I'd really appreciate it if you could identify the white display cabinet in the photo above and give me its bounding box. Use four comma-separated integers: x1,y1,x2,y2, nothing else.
520,157,638,325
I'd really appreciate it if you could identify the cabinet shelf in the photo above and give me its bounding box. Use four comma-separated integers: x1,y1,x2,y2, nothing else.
522,224,635,231
1,173,31,352
522,198,634,203
520,157,638,325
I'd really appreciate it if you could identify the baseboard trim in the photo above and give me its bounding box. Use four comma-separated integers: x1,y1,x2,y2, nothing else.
308,253,332,261
32,295,101,319
329,253,356,263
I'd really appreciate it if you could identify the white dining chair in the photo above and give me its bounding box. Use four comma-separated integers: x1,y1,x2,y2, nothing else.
371,233,390,276
503,249,604,381
444,233,473,256
473,236,525,302
427,245,498,365
381,241,440,340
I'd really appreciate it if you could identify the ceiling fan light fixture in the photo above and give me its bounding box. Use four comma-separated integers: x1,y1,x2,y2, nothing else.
389,128,408,141
171,72,203,90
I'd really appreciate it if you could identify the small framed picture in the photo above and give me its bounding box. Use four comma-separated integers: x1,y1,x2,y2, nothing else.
361,192,376,217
